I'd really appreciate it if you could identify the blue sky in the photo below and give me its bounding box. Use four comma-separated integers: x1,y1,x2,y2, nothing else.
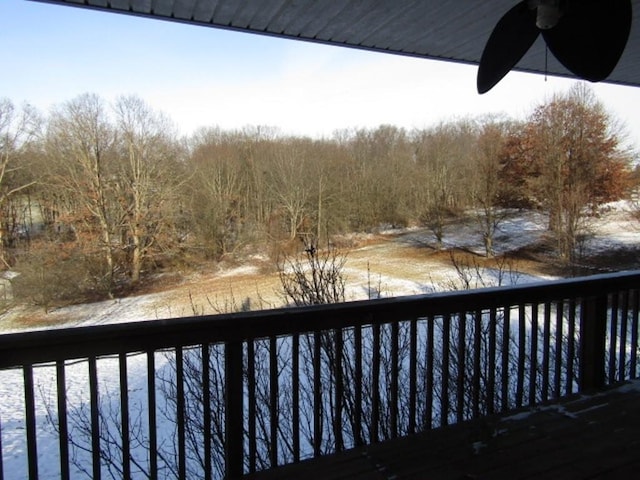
4,0,640,144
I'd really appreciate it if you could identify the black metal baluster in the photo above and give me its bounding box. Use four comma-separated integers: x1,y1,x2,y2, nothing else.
456,313,466,423
473,310,482,419
202,344,211,480
609,293,619,382
269,337,278,466
554,300,564,399
619,291,629,381
390,321,399,438
24,364,38,479
175,347,186,479
425,316,434,429
542,302,551,402
354,325,363,446
516,304,526,408
119,353,130,480
147,351,157,480
487,308,496,415
247,341,256,473
441,314,450,427
292,334,300,462
313,331,322,456
501,306,511,412
529,304,538,406
372,323,380,442
566,300,576,395
334,329,344,450
631,290,639,377
88,356,101,480
408,318,417,434
57,360,69,480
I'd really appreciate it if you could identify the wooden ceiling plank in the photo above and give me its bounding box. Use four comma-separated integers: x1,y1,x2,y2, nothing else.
313,0,383,43
348,0,424,49
243,0,289,31
210,0,245,26
129,0,152,14
149,0,173,17
108,0,132,10
189,0,219,22
264,0,317,35
172,0,199,20
228,0,266,29
280,1,347,38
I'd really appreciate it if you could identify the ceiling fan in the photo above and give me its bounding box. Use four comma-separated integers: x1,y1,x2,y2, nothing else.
477,0,632,94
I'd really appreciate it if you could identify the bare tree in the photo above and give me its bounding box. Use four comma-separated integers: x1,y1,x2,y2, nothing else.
413,121,475,248
0,98,40,265
190,134,244,257
114,95,183,284
472,118,512,257
268,141,312,241
46,93,122,295
278,237,346,306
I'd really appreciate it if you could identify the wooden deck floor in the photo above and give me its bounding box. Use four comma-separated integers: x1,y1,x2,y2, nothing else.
245,382,640,479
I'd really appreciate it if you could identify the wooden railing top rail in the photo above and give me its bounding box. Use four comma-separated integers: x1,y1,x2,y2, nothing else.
1,270,639,369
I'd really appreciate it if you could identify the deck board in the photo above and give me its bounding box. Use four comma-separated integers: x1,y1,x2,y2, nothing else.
244,382,640,480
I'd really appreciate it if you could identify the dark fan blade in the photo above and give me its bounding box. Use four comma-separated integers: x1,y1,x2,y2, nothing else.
477,0,539,94
542,0,632,82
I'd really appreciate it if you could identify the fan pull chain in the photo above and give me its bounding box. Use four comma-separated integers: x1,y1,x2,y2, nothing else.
545,45,548,82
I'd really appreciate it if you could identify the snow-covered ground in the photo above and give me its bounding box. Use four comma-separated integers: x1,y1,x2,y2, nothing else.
2,204,640,479
4,205,640,335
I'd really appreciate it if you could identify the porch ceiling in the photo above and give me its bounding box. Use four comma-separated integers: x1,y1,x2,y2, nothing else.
30,0,640,88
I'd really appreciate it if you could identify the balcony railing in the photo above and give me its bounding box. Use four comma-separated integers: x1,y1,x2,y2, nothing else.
1,271,639,479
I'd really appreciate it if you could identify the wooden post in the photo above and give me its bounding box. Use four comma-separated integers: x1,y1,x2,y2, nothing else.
579,294,608,392
225,341,244,479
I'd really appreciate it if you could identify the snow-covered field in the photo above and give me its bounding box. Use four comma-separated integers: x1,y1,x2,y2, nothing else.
2,205,640,479
3,205,640,335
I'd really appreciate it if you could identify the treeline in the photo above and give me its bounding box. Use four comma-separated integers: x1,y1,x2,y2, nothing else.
0,84,635,307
